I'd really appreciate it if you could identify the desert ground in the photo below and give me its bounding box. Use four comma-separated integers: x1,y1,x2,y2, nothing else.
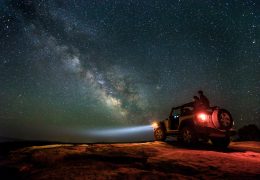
0,140,260,179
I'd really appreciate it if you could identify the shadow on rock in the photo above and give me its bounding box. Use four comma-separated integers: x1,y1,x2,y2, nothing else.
165,140,246,153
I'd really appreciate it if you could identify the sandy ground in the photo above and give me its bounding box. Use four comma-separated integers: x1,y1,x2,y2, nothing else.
0,141,260,179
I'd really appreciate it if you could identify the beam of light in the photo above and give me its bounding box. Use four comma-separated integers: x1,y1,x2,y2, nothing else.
86,125,153,137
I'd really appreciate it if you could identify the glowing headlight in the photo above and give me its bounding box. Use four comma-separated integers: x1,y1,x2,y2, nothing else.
152,122,159,129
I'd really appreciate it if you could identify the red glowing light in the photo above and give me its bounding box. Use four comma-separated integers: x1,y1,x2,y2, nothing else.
197,113,207,122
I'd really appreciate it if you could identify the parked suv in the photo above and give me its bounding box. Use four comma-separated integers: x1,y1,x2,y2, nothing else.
152,103,236,147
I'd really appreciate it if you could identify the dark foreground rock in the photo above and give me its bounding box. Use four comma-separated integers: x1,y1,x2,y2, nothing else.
0,141,260,179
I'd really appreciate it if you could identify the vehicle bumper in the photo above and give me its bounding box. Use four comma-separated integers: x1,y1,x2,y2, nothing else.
195,126,236,138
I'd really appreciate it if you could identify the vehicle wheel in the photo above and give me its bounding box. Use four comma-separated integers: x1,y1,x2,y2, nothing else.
212,109,233,130
218,109,233,130
180,126,198,145
154,127,166,141
211,137,230,148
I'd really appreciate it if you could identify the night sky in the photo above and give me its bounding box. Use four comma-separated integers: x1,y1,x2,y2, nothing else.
0,0,259,142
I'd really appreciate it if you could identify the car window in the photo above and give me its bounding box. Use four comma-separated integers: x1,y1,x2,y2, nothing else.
173,109,181,117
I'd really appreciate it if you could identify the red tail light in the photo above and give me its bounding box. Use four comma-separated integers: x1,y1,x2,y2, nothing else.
197,113,208,122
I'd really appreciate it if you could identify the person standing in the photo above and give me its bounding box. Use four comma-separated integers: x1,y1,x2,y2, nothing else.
198,90,210,108
193,96,202,110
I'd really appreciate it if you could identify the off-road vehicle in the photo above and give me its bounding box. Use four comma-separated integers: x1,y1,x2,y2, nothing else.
152,103,236,147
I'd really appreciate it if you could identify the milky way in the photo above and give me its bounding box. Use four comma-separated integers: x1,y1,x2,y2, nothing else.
0,0,259,141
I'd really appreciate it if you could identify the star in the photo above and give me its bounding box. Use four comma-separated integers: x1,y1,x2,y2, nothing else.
0,0,259,142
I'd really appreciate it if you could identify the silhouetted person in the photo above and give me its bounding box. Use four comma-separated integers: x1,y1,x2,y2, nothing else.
193,96,202,110
198,90,210,108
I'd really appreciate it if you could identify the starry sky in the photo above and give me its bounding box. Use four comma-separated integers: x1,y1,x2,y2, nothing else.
0,0,259,142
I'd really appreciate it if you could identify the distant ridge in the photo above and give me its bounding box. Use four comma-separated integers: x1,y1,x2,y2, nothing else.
0,136,24,142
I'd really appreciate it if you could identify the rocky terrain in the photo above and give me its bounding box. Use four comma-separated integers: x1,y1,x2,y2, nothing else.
0,141,260,179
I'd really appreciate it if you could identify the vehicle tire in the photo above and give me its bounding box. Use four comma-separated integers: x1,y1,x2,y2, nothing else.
212,109,233,130
154,127,166,141
211,137,230,148
218,109,233,130
180,126,198,145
